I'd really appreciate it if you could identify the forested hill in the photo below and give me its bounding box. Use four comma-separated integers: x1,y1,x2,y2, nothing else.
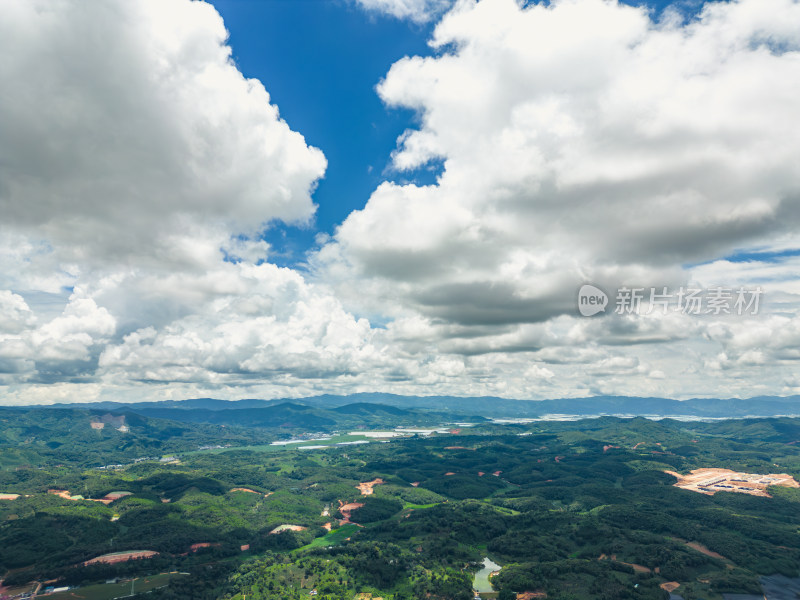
0,402,485,467
0,408,269,468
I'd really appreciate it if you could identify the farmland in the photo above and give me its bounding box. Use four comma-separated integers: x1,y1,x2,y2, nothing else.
49,572,187,600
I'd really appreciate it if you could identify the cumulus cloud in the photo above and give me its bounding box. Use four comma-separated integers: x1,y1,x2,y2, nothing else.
0,0,334,398
319,0,800,346
0,0,326,267
97,263,381,385
0,291,36,334
3,0,800,403
0,292,115,384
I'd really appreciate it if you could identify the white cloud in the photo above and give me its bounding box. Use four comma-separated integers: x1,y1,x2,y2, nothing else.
0,291,36,334
0,0,326,268
354,0,455,23
317,0,800,349
97,262,382,384
4,0,800,403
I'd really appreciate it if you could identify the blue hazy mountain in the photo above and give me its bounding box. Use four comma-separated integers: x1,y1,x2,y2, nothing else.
18,393,800,420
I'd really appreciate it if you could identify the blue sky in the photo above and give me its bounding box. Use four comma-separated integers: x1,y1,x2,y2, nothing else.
210,0,438,266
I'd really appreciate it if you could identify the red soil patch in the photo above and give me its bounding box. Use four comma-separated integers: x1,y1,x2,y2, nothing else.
444,472,456,476
660,582,681,593
516,592,547,599
83,550,158,566
339,503,364,524
230,487,260,494
450,429,462,434
632,442,645,450
269,524,307,534
190,542,220,552
322,522,333,531
103,491,132,502
444,446,473,450
410,482,420,487
492,471,502,476
603,445,620,452
356,478,385,495
478,471,485,476
686,541,726,560
48,489,72,500
240,544,250,551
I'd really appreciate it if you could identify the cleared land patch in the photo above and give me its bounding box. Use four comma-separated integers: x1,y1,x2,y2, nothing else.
356,478,384,495
666,468,800,497
270,524,307,534
83,550,158,566
229,487,261,494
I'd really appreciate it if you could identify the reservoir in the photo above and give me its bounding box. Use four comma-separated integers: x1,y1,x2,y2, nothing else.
473,557,501,593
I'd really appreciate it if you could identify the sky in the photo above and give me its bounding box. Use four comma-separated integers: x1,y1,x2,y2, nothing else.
1,0,800,405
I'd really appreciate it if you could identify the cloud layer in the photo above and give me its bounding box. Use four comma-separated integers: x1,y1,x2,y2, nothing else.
2,0,800,404
328,0,800,322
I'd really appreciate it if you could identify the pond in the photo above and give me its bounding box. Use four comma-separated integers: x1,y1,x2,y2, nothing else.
473,557,501,593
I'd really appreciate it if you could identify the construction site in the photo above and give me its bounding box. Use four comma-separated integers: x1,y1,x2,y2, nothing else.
665,468,800,497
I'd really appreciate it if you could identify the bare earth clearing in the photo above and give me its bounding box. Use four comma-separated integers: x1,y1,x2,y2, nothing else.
356,478,385,495
665,468,800,497
83,550,158,566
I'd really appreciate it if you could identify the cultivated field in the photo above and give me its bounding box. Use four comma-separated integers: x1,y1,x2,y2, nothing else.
49,573,187,600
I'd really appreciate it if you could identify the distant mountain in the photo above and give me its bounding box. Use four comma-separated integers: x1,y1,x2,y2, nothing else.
0,407,271,467
6,400,486,431
283,393,800,418
11,393,800,419
136,402,338,430
331,402,412,416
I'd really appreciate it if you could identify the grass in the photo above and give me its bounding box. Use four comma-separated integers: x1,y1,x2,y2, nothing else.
302,524,361,549
402,502,439,509
48,573,188,600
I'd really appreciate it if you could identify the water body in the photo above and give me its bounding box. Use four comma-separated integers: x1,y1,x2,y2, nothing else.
497,414,800,423
758,574,800,600
715,575,800,600
473,557,501,593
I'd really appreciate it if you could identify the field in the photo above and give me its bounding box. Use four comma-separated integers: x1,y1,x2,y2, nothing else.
48,573,187,600
303,524,361,549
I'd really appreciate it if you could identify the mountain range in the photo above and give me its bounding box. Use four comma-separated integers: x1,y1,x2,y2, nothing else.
12,392,800,419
